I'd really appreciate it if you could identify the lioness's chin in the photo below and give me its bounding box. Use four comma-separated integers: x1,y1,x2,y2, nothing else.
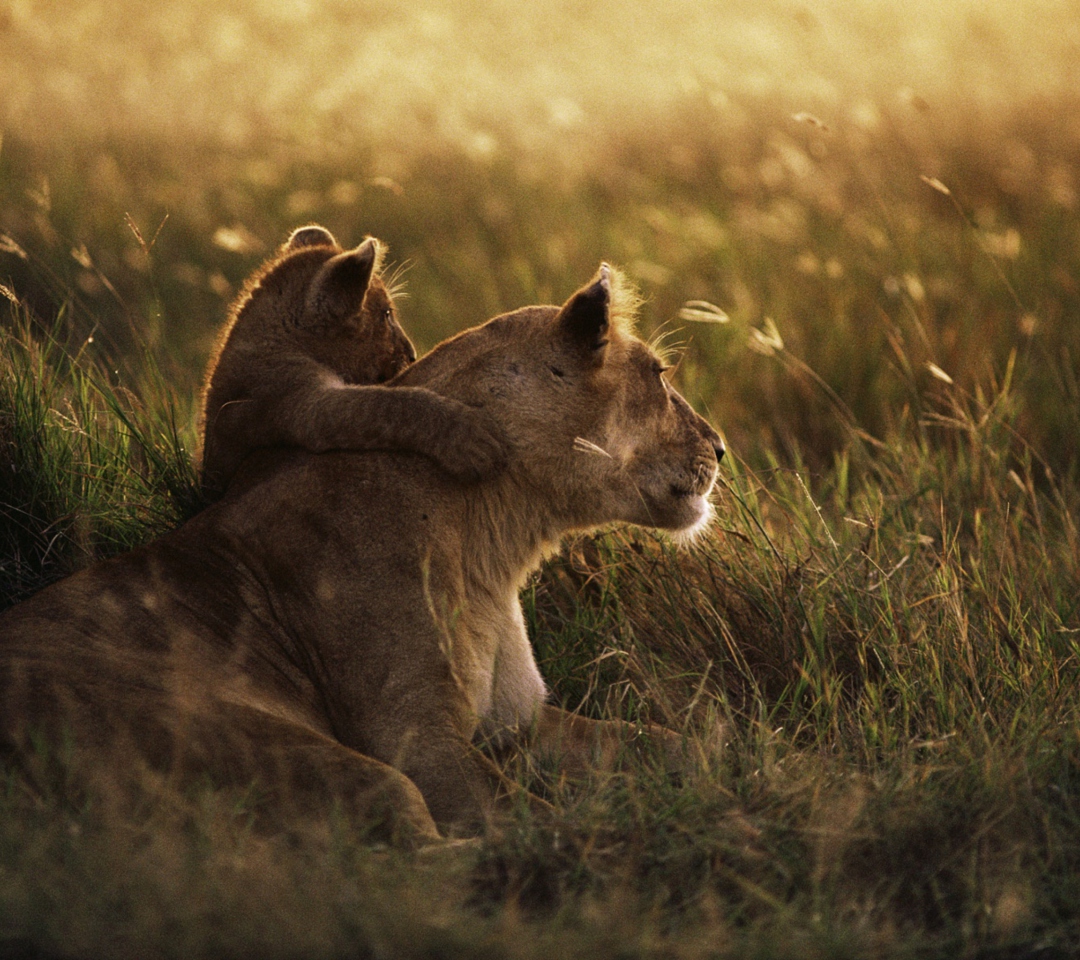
634,493,713,542
672,496,714,544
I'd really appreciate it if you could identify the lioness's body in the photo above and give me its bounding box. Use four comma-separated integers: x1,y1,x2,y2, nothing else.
0,266,723,841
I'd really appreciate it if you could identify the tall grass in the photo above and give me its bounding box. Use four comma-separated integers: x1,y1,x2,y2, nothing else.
4,89,1079,475
2,277,1079,956
0,309,200,607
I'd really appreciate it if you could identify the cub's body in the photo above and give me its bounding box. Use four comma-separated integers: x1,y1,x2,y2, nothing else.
198,226,504,498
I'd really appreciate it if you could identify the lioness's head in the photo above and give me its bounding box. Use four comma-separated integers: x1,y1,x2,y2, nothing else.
397,265,724,537
248,225,415,384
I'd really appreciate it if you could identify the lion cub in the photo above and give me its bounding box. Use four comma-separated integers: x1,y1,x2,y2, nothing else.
198,226,507,498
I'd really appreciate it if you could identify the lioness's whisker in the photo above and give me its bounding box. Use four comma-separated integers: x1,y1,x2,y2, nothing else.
573,437,613,458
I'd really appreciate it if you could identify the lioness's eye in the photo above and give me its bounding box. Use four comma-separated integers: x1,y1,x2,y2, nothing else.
382,308,393,323
652,361,670,378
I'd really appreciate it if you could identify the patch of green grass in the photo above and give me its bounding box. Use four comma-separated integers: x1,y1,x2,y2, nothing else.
0,310,200,608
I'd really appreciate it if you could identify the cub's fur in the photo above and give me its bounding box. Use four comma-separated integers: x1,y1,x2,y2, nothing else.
198,225,506,498
0,264,724,843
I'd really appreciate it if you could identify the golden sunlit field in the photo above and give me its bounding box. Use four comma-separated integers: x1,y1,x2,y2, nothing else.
2,1,1080,957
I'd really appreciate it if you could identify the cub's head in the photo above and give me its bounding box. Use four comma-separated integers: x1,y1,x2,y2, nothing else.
236,224,415,384
399,265,724,538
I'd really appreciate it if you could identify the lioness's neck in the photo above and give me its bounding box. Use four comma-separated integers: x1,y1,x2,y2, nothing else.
459,466,564,596
449,467,561,731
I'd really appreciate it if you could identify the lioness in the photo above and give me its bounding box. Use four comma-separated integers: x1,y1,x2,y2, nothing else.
198,225,507,498
0,263,723,844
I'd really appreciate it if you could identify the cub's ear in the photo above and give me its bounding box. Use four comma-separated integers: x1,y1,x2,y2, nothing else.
557,263,611,359
304,237,378,325
286,225,338,251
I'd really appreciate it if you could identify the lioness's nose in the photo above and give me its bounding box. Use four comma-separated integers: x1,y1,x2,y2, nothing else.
701,422,725,463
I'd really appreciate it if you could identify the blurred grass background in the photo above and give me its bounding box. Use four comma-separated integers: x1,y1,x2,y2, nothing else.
2,0,1080,957
3,0,1079,469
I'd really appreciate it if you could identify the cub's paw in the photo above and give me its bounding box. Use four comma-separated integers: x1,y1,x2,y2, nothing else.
428,404,509,481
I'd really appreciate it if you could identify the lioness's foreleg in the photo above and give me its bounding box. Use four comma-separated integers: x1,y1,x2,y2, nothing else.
385,728,548,835
526,703,690,778
354,704,552,837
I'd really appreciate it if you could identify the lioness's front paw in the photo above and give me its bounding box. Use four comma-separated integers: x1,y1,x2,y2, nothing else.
430,407,509,481
638,724,698,779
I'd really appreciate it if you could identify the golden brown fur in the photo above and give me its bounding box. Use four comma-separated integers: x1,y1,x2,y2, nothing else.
0,263,724,843
198,225,507,498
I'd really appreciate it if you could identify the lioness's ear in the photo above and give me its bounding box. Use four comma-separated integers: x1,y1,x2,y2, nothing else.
304,238,378,325
558,263,611,359
287,225,338,251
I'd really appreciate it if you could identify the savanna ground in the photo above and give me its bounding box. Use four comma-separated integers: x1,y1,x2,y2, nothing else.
2,0,1080,957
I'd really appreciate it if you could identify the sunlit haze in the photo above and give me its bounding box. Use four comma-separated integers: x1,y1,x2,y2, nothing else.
3,0,1078,160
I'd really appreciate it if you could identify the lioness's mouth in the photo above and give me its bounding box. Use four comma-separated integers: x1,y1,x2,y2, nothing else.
670,483,695,499
669,468,717,500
